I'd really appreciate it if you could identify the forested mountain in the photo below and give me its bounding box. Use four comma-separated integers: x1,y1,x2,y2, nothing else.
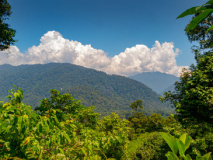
160,84,176,96
129,72,179,93
0,63,173,117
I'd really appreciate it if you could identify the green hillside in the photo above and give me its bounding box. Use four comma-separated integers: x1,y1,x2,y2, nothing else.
0,63,173,117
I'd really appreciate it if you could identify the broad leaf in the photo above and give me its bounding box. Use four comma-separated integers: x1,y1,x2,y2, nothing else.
181,154,192,160
63,131,71,143
206,25,213,32
161,132,178,154
177,139,186,155
200,152,212,160
177,6,205,19
166,152,179,160
179,133,191,151
59,148,64,154
186,9,213,32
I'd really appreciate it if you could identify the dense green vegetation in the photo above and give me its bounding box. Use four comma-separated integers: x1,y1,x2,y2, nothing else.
0,87,212,159
161,54,213,125
161,133,212,160
0,63,173,117
0,0,212,159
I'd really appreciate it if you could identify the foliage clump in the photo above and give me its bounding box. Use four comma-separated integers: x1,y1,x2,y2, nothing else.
0,87,130,159
0,0,16,50
161,54,213,126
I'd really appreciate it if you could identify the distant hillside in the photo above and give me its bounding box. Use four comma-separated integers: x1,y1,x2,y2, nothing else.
0,63,173,117
129,72,179,93
160,84,176,96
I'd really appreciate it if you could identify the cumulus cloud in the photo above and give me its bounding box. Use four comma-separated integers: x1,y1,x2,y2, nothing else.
104,41,186,76
0,31,187,76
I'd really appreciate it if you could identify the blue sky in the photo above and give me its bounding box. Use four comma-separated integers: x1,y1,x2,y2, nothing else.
2,0,207,76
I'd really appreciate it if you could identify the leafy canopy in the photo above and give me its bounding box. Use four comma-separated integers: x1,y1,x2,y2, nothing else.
161,54,213,126
0,87,130,159
129,100,143,112
177,0,213,47
0,0,16,51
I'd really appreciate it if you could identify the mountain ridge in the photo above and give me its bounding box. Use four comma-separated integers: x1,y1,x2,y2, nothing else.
0,63,173,117
129,72,179,94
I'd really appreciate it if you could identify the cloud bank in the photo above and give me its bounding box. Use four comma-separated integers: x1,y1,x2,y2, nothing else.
0,31,187,76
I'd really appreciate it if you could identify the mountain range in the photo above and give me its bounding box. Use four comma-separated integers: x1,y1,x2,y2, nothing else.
129,72,179,94
0,63,173,117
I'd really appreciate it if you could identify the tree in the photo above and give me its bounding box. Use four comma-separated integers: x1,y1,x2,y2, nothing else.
148,113,165,131
0,0,16,51
161,54,213,126
185,14,213,52
129,100,143,112
128,112,149,133
161,0,213,126
177,0,213,48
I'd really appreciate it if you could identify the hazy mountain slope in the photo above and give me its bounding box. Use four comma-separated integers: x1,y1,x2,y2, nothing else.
129,72,179,93
0,63,173,117
160,84,176,96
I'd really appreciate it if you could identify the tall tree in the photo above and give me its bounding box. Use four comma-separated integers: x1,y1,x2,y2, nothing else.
0,0,16,51
129,100,143,112
161,0,213,126
161,54,213,126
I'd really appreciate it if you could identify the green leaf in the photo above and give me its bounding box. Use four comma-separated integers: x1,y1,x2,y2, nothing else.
161,132,178,154
52,134,56,143
177,6,205,19
166,152,179,160
39,123,42,133
73,132,76,137
186,9,213,32
181,154,192,160
13,116,18,126
81,148,87,156
44,119,49,133
200,152,212,160
63,131,71,143
5,142,10,149
179,133,191,151
53,115,59,124
39,149,43,160
206,25,213,32
59,148,64,154
177,139,186,155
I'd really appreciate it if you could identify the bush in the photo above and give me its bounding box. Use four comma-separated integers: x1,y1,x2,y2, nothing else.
125,132,169,160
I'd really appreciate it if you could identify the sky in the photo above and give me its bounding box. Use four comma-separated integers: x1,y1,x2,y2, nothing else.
0,0,207,76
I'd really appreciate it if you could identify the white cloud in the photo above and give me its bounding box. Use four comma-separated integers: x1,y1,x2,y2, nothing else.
0,31,187,76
